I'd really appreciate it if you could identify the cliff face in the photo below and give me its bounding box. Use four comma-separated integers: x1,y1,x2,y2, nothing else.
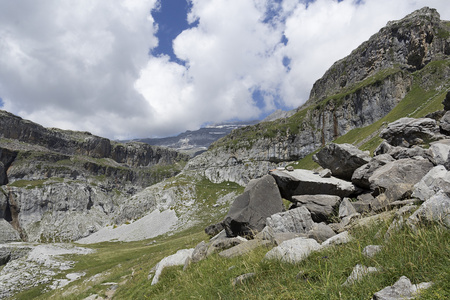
0,111,189,241
186,7,450,185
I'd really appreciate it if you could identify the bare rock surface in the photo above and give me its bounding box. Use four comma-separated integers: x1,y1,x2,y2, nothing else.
291,195,341,222
264,237,322,263
312,143,371,180
149,248,194,285
270,169,357,198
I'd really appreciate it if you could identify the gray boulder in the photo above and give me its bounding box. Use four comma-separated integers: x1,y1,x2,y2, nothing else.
307,223,336,243
412,165,450,201
380,117,443,147
362,245,383,258
372,276,433,300
312,143,371,180
265,206,314,234
219,239,271,258
440,111,450,134
264,237,322,263
291,195,341,222
222,175,284,237
321,231,352,247
339,198,357,218
149,248,194,285
369,158,434,201
352,154,394,189
343,264,378,286
429,139,450,167
270,169,357,199
407,191,450,229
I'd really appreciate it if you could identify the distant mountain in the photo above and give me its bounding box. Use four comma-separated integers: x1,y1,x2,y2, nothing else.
131,120,260,156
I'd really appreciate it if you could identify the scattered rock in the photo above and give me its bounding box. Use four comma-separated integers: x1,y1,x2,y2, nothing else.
191,241,209,263
223,175,284,237
407,191,450,229
343,264,378,286
321,231,351,247
440,111,450,134
319,168,332,178
412,165,450,201
206,236,248,256
312,143,371,180
264,237,322,263
149,248,194,285
291,195,341,222
232,273,255,286
372,276,433,300
362,245,383,258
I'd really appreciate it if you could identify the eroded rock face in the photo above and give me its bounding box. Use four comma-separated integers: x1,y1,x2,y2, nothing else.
313,143,371,180
222,175,284,237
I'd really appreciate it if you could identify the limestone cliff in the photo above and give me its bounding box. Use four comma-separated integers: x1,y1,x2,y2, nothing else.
187,7,450,185
0,111,189,241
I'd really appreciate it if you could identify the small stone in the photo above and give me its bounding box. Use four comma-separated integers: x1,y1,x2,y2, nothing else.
232,273,255,286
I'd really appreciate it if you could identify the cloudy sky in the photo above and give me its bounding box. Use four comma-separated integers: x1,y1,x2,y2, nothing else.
0,0,449,139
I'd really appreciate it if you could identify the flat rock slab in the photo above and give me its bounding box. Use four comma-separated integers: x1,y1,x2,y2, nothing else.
270,169,357,199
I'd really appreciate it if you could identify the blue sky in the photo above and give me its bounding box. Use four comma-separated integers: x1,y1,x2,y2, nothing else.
0,0,449,139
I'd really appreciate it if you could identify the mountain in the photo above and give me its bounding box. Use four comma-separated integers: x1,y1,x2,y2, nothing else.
131,120,259,157
1,7,450,298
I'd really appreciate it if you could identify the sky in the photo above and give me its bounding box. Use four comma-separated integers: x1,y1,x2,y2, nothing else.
0,0,449,139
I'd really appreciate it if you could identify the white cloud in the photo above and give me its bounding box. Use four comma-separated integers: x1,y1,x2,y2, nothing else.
0,0,449,139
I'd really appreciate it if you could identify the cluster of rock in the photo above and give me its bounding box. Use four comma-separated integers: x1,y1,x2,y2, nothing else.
149,104,450,297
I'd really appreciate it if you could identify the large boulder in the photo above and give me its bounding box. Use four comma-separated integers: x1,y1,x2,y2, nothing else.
312,143,371,180
270,169,357,199
222,175,284,237
291,195,341,222
265,206,314,234
380,117,443,147
412,166,450,201
352,154,394,189
443,90,450,111
369,158,434,200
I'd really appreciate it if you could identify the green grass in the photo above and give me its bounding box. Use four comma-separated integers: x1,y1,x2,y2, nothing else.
111,221,449,299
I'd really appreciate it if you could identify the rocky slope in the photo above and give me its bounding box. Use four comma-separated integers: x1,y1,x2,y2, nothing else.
0,110,189,242
185,7,450,186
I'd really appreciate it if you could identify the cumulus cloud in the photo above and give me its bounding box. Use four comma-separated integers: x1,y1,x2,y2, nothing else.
0,0,449,139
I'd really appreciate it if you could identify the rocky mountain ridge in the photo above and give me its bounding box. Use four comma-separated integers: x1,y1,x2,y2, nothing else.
185,7,450,186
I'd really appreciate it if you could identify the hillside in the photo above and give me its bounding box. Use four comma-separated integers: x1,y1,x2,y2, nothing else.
0,6,450,299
